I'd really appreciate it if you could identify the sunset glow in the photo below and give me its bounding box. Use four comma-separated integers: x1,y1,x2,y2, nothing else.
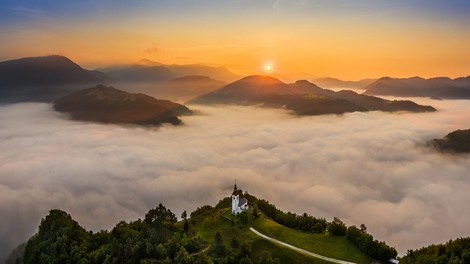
1,1,470,79
2,1,470,262
265,63,273,73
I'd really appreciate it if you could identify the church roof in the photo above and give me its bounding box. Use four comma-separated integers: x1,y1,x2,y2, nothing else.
239,198,248,206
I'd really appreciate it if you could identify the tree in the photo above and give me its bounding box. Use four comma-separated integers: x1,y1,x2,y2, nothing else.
239,211,249,226
193,251,213,264
360,224,367,233
327,217,347,236
23,209,91,264
313,222,325,233
258,250,280,264
252,205,259,219
462,249,470,264
181,210,187,220
214,232,226,256
174,246,191,264
230,237,240,249
239,242,251,259
239,257,253,264
183,219,189,233
144,203,177,226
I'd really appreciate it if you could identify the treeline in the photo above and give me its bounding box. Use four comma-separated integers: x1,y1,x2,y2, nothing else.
346,226,397,262
213,193,328,233
255,199,328,233
400,237,470,264
256,198,397,261
22,204,202,264
17,203,279,264
220,191,397,262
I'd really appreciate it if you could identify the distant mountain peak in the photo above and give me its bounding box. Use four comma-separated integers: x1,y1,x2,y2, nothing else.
54,85,192,126
137,58,163,66
240,75,283,82
0,55,109,102
170,75,214,82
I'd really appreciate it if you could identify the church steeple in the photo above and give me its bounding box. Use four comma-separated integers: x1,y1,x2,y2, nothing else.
232,182,238,195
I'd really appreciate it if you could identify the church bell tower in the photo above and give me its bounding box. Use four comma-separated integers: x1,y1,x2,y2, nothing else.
231,183,239,214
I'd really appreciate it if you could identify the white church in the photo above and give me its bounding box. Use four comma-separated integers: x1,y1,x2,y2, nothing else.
231,184,248,215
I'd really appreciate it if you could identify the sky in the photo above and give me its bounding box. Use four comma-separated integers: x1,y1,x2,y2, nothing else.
1,0,470,79
1,99,470,262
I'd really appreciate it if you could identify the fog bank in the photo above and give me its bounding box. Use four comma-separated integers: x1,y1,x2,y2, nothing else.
1,99,470,261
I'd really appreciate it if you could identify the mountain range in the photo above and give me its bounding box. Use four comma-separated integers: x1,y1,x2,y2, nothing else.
2,55,469,104
54,85,192,125
429,129,470,153
118,75,227,102
363,76,470,99
190,75,436,115
104,59,240,83
312,77,376,89
0,55,109,102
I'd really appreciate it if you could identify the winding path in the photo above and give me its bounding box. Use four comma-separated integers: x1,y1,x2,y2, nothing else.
249,227,356,264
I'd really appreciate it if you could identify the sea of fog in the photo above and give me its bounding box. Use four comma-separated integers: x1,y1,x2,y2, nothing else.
1,98,470,261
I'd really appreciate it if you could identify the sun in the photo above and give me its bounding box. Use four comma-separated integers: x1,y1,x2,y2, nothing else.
264,63,273,73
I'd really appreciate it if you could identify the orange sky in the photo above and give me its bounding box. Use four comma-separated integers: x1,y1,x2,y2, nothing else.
1,1,470,80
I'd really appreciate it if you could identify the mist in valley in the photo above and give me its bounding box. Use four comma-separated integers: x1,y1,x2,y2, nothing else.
1,99,470,261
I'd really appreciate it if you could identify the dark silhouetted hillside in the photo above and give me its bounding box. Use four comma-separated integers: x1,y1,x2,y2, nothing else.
364,76,470,99
400,237,470,263
0,55,109,102
429,129,470,153
313,77,376,89
190,76,435,115
54,85,192,125
293,80,436,113
189,75,319,103
105,61,240,83
107,65,176,82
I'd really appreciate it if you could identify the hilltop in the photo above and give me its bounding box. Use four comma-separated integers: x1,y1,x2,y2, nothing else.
105,60,240,83
363,76,470,99
190,75,436,115
312,77,376,89
125,75,227,102
0,55,109,102
9,192,399,264
54,85,192,126
428,129,470,153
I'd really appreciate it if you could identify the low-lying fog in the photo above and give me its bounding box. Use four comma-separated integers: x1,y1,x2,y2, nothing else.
1,98,470,261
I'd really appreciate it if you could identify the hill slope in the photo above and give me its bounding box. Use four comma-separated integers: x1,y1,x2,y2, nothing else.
0,55,109,102
428,129,470,153
399,237,470,263
363,76,470,99
121,75,227,102
293,80,436,113
14,196,380,264
190,76,436,115
106,61,240,83
54,85,192,125
312,77,376,89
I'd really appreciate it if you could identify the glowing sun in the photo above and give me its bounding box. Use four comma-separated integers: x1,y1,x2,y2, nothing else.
264,63,273,73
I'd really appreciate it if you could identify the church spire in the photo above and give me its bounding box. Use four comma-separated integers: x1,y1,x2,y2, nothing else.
232,182,238,195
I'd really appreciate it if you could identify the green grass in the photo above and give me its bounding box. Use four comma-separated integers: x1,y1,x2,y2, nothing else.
251,240,331,264
251,216,373,263
190,208,374,264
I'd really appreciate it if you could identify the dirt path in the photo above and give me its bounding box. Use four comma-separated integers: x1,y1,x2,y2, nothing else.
249,227,357,264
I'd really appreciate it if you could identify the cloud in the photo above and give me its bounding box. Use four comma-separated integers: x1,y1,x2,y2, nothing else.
272,0,308,11
144,43,159,54
177,44,276,51
1,99,470,261
10,6,46,18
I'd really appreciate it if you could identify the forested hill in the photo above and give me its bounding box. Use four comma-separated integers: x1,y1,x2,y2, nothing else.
399,237,470,263
9,192,399,264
